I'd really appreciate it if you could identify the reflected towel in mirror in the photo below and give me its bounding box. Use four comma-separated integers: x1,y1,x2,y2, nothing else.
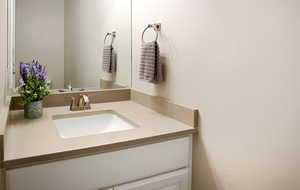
102,45,116,81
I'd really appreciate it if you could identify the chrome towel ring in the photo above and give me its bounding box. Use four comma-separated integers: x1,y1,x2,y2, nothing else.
104,31,116,45
141,23,161,43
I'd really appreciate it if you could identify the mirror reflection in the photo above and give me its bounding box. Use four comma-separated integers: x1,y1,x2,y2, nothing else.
13,0,131,92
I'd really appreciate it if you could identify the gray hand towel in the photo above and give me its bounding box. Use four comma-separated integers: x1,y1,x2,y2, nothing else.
139,41,163,83
102,45,114,73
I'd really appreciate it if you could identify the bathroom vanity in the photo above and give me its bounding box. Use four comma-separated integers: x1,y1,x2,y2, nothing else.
3,90,198,190
3,0,198,189
6,137,192,190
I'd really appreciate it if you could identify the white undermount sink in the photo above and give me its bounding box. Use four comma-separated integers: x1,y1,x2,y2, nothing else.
53,110,138,139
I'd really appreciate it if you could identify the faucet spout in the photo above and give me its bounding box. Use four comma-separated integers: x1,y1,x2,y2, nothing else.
69,94,91,111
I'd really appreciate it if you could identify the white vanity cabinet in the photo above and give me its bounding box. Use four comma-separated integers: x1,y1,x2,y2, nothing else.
114,168,189,190
6,136,193,190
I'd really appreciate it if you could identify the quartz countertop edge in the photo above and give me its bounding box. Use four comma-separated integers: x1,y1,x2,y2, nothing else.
4,130,196,170
4,101,197,170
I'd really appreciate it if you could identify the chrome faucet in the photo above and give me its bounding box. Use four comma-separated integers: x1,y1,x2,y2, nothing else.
70,94,91,111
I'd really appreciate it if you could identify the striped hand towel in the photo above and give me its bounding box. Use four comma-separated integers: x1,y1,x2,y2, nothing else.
102,45,114,73
139,41,163,83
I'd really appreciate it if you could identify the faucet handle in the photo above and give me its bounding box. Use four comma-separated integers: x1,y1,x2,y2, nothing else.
78,94,91,110
82,95,89,104
83,95,91,109
70,96,76,111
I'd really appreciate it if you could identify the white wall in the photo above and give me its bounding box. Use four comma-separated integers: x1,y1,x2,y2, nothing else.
64,0,131,88
0,0,8,116
15,0,64,89
0,0,10,127
132,0,300,190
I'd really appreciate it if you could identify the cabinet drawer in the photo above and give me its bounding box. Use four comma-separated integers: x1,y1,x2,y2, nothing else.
7,136,192,190
115,168,189,190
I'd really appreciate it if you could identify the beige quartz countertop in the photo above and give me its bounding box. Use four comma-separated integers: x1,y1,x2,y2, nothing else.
4,101,196,169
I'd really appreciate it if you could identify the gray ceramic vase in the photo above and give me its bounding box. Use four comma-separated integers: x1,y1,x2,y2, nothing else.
24,100,43,119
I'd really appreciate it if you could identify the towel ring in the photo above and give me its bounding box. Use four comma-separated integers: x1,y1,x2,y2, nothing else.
104,31,116,45
141,24,159,43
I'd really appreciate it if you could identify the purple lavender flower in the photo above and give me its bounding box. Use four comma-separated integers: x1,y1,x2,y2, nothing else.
18,60,51,105
19,60,48,86
32,60,48,83
19,62,32,84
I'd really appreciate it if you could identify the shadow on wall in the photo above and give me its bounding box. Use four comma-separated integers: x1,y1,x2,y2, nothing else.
192,113,218,190
149,56,218,190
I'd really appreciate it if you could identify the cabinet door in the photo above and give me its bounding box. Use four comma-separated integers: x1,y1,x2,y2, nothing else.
114,168,189,190
7,137,191,190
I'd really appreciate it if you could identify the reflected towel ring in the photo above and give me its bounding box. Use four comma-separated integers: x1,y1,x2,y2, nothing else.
141,24,160,43
104,31,116,45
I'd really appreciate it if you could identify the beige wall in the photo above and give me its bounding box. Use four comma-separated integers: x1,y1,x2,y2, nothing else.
132,0,300,190
15,0,65,89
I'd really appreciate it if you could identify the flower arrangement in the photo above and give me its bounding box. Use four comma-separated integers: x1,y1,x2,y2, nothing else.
18,60,51,106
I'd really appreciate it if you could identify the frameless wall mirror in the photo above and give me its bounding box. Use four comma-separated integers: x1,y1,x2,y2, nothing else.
8,0,132,93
